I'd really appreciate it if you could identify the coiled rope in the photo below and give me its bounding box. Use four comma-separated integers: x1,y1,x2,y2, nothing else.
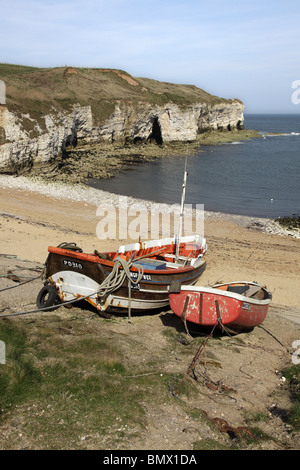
96,256,144,321
96,256,144,299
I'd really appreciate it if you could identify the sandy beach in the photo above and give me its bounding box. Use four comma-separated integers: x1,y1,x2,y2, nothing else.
0,175,299,310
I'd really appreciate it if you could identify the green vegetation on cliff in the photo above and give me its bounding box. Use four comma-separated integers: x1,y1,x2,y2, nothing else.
0,63,237,127
0,63,254,182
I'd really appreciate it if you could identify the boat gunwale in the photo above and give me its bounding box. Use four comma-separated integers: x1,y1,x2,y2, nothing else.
178,281,271,306
47,246,206,275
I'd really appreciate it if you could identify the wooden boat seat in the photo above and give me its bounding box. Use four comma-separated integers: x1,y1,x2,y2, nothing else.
227,284,262,298
163,253,183,258
164,262,182,269
244,285,262,298
162,254,191,263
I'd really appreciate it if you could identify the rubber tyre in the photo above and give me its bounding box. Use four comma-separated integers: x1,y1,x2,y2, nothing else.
36,285,61,311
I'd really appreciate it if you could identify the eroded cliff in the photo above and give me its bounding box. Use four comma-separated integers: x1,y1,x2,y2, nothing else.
0,65,244,174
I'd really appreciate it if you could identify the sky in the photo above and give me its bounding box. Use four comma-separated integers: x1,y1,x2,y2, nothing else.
1,0,300,113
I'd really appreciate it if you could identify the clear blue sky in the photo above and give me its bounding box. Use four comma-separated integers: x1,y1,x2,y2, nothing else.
1,0,300,113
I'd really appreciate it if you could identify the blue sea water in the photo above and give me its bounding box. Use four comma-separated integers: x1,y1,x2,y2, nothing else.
88,114,300,219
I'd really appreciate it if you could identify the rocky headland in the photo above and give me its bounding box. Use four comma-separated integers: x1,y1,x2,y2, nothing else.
0,64,258,182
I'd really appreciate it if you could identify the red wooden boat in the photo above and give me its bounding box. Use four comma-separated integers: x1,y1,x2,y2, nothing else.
37,235,207,314
169,281,272,331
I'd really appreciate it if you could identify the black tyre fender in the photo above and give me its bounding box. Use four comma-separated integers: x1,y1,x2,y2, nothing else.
36,285,61,310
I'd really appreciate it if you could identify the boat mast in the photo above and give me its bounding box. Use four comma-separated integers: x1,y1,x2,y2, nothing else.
175,154,188,260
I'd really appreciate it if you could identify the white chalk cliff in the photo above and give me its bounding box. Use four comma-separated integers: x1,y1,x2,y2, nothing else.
0,66,245,173
0,99,244,173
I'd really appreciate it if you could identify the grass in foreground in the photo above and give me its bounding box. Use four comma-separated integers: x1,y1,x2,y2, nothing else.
0,315,155,449
1,309,296,450
1,311,204,450
282,365,300,431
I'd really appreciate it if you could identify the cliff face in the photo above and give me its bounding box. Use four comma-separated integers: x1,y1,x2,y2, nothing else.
0,65,244,173
0,104,94,171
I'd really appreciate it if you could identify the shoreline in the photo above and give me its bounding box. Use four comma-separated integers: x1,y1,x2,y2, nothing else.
0,174,299,239
9,129,261,183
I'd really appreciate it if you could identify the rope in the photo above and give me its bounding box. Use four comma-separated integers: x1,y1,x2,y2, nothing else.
96,256,144,321
96,256,144,299
186,322,218,377
0,256,144,319
0,274,39,279
258,324,291,353
57,242,83,252
0,292,95,318
186,299,239,378
0,275,41,292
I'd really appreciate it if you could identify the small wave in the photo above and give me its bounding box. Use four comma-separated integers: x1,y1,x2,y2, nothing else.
262,132,300,137
224,141,243,145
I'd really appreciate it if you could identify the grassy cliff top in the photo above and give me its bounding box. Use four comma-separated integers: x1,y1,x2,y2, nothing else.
0,63,238,125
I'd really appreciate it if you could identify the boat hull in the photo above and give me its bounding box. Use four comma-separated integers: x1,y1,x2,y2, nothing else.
44,244,207,313
169,282,271,329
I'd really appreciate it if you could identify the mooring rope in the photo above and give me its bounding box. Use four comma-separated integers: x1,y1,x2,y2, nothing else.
0,256,144,319
96,256,144,299
0,274,42,293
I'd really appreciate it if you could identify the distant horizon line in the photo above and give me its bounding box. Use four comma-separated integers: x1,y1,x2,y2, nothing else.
244,112,300,115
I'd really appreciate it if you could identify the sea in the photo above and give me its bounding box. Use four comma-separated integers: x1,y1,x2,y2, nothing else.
88,114,300,219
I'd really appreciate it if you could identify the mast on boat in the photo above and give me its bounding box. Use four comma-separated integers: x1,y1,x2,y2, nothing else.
175,155,188,260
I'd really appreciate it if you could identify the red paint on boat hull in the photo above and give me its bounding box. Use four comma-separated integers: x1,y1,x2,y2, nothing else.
169,282,271,329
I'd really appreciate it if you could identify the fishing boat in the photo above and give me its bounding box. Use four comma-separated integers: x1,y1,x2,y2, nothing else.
169,281,272,331
37,235,207,314
37,155,208,315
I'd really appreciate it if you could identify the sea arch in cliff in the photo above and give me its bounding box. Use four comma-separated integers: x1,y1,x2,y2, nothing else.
147,117,163,145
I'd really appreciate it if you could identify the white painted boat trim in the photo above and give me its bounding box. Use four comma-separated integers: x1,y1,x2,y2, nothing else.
117,234,207,257
104,294,168,310
178,281,271,306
